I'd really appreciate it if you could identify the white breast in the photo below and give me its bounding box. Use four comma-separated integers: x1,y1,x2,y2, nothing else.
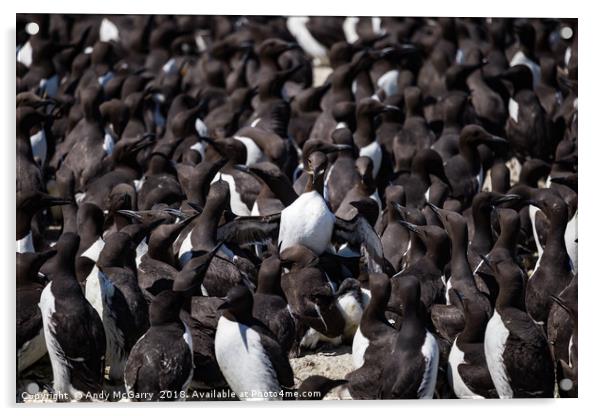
476,165,484,191
215,317,282,400
98,71,114,88
162,58,177,74
448,339,484,399
565,210,578,274
103,129,116,156
417,331,439,399
135,239,148,268
85,269,126,380
195,118,208,138
445,277,453,305
39,283,82,397
189,142,206,158
81,237,105,262
337,292,364,340
134,177,146,192
300,326,342,350
484,310,513,398
528,205,544,258
508,97,519,123
100,18,120,42
286,17,328,61
180,323,194,399
30,128,47,166
359,141,382,178
17,40,33,67
377,69,400,98
17,231,34,253
178,230,194,266
343,17,360,43
233,136,265,165
352,327,369,369
278,191,335,255
211,173,251,216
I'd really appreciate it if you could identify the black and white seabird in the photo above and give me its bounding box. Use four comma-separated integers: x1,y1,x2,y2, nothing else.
483,257,554,398
124,245,220,401
39,233,106,400
215,285,295,401
17,249,56,373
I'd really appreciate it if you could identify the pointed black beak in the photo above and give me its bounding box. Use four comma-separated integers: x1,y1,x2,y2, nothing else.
378,104,400,114
426,201,442,219
40,194,73,208
392,202,410,219
129,133,156,153
162,208,188,220
186,201,204,214
398,219,422,235
217,297,232,310
550,294,572,316
491,193,522,206
117,209,143,221
232,164,251,174
484,134,508,146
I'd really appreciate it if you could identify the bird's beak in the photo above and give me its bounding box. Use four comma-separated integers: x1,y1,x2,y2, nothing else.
232,164,251,174
40,195,73,208
117,209,143,221
398,219,423,236
217,297,232,310
426,201,442,219
378,104,400,114
484,134,508,146
491,193,522,205
129,133,156,153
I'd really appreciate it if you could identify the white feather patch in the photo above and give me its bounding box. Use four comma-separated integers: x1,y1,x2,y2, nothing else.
211,173,251,216
359,140,382,178
417,331,439,398
484,310,513,398
100,18,120,42
448,338,484,399
286,17,328,60
17,231,34,253
278,190,335,255
215,317,283,400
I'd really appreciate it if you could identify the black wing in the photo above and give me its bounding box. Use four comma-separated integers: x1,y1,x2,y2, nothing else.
251,320,295,388
430,304,465,342
458,343,498,398
333,216,385,273
217,213,281,246
52,296,106,394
